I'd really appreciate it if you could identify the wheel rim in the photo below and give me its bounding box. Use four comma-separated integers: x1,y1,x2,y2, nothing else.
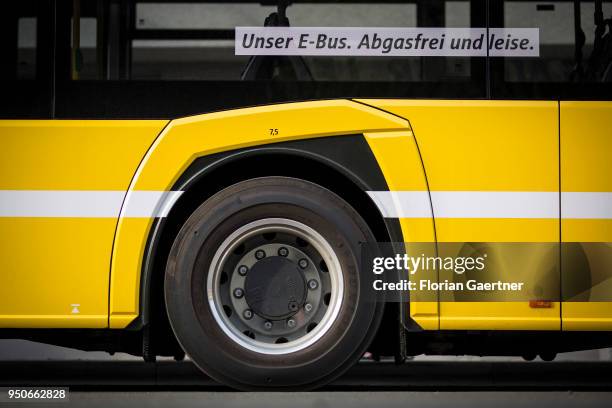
207,218,344,355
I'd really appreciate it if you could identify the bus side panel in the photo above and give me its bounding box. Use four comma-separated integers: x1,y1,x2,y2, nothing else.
364,131,438,330
561,102,612,330
358,100,560,331
0,120,166,328
109,100,409,328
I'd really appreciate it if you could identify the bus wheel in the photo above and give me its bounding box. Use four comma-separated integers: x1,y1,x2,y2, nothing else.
164,177,383,390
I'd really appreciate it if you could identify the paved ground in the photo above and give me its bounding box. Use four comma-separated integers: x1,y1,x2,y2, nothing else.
2,360,612,390
3,391,610,408
1,360,612,407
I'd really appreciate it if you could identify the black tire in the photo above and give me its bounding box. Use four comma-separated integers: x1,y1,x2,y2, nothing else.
164,177,383,390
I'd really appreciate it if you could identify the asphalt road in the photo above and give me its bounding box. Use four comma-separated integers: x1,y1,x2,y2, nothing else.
1,361,612,407
2,391,612,408
2,360,612,390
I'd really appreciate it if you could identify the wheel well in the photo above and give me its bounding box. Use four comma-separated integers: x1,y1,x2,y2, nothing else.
145,151,398,357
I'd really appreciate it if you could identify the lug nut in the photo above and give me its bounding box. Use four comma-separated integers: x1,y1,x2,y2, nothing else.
243,309,253,320
263,321,273,330
298,258,309,269
278,247,289,257
255,250,266,260
304,303,313,313
307,279,319,290
233,288,244,298
287,318,297,328
238,265,248,276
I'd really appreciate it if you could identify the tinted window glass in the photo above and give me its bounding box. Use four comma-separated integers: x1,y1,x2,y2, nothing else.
129,3,426,82
56,0,486,118
0,2,52,118
17,17,37,80
70,1,481,84
492,0,612,99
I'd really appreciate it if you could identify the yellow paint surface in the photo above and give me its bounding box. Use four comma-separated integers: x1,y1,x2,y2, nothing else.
561,102,612,330
0,120,165,328
360,99,560,330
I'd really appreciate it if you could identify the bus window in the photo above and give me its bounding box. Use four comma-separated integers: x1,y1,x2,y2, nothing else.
491,0,612,98
17,17,36,80
116,1,476,83
70,17,98,80
0,1,53,118
130,2,421,82
57,1,487,118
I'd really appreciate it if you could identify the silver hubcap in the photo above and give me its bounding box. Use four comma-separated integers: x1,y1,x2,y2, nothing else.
207,218,344,355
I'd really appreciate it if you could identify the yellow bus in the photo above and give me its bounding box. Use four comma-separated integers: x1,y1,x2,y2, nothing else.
1,0,611,390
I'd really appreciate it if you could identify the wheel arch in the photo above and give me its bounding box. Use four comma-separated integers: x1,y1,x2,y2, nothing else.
109,99,411,330
134,136,404,357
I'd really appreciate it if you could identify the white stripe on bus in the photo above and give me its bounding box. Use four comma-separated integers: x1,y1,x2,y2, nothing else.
367,191,612,219
0,190,609,219
561,192,612,220
0,190,183,218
